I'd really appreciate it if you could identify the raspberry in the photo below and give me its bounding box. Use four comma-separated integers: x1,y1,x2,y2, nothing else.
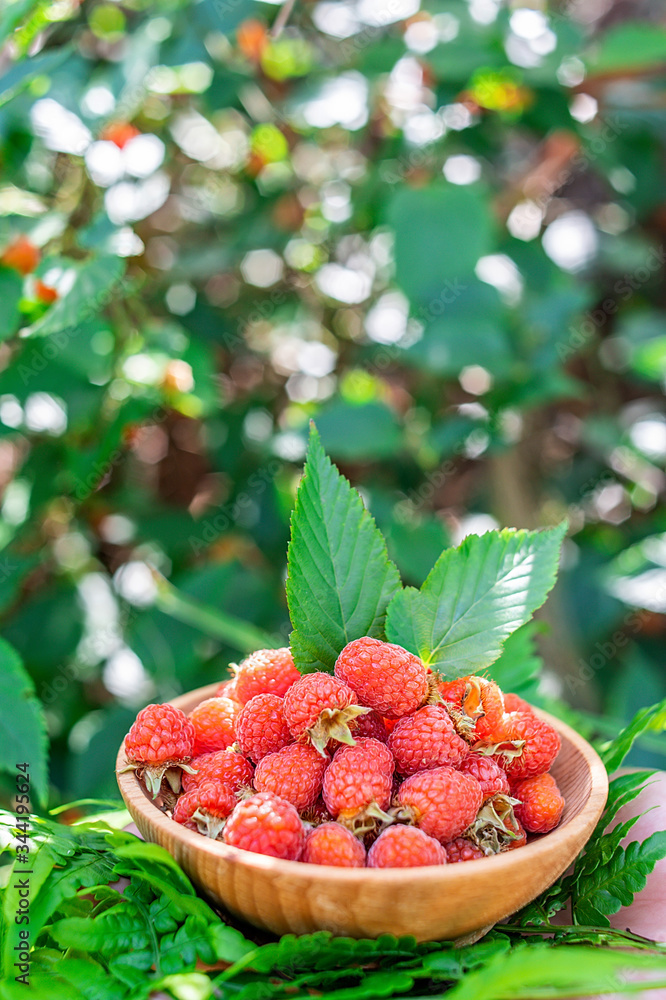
349,710,388,743
301,822,366,867
254,743,328,812
395,767,483,844
34,279,58,304
223,792,304,860
182,748,253,794
173,780,237,839
509,818,528,849
233,647,300,704
189,697,240,756
215,678,240,701
283,672,368,755
496,712,561,780
123,703,196,798
388,706,468,776
444,838,485,863
458,754,510,800
367,825,447,868
439,675,504,740
503,692,534,715
466,792,524,854
323,738,394,833
513,773,564,833
1,235,40,275
101,121,140,148
335,637,428,718
236,693,292,763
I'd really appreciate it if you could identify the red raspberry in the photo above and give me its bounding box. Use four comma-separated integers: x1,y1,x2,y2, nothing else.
283,672,368,755
233,647,300,704
124,703,196,798
223,792,304,860
503,692,534,715
301,822,366,867
395,767,483,844
215,678,241,701
189,697,239,756
368,825,447,868
335,637,428,718
254,743,328,812
513,772,564,833
444,837,485,863
496,712,561,780
508,818,528,849
458,754,510,800
101,121,140,148
349,710,388,743
1,235,40,275
388,705,468,776
173,780,237,839
35,279,58,304
323,738,394,832
182,748,253,794
236,693,292,763
439,675,504,740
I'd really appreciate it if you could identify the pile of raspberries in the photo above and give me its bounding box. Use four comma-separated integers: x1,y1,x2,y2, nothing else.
122,638,564,868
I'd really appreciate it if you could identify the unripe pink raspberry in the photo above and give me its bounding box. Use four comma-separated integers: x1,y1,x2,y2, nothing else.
458,754,510,800
388,705,468,776
236,693,292,763
301,822,366,867
334,637,428,718
254,743,328,812
395,766,483,843
232,647,300,704
223,792,304,860
322,737,394,833
367,825,447,868
283,671,368,755
349,710,388,743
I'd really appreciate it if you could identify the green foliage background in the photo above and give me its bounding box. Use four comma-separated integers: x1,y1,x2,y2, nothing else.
0,0,666,807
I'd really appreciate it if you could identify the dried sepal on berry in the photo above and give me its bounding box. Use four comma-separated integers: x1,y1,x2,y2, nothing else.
463,792,523,855
283,672,370,757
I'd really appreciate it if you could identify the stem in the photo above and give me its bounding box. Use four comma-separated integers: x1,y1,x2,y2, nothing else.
153,575,281,653
270,0,296,37
501,923,666,950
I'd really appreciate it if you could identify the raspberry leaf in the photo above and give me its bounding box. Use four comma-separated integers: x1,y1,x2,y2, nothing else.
385,524,566,676
287,425,401,673
572,831,666,926
0,636,49,807
599,697,666,773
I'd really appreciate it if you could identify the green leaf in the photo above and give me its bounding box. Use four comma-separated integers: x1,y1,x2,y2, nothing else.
443,942,666,1000
387,184,494,308
588,22,666,72
0,637,49,806
0,268,22,341
487,622,545,694
595,770,657,836
599,698,666,772
573,831,666,926
27,255,126,337
385,524,566,676
286,425,402,673
1,844,55,980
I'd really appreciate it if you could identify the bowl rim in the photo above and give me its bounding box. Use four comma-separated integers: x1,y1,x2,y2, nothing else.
116,683,609,884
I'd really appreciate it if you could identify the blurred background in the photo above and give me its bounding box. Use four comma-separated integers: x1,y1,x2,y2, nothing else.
0,0,665,806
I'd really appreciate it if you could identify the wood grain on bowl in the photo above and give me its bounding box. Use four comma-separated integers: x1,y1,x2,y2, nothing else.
116,683,608,942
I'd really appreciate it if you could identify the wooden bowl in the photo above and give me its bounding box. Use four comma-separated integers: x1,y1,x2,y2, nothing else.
116,683,608,943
